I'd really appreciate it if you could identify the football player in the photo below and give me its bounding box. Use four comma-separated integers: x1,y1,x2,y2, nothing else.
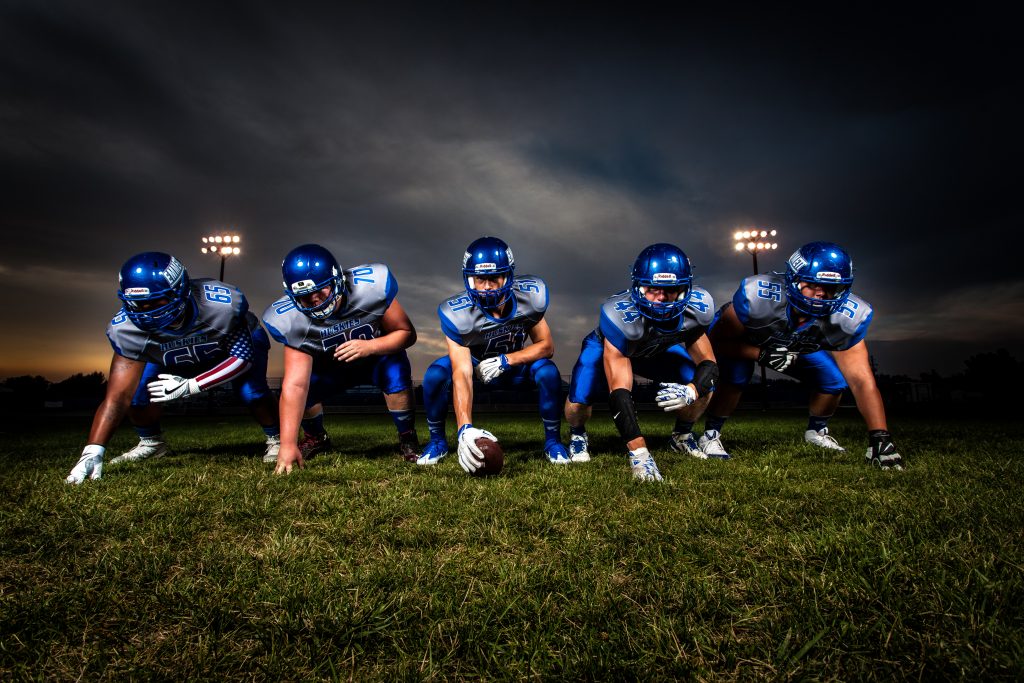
417,236,570,473
262,243,420,474
564,243,720,482
696,241,904,469
66,252,281,484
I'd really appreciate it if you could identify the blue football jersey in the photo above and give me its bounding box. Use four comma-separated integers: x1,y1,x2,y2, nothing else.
439,275,549,359
107,278,258,368
596,286,715,358
262,263,397,358
729,273,873,352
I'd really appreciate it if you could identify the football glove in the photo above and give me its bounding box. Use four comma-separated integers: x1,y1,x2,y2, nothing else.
866,430,904,470
147,374,201,403
474,355,510,384
655,382,697,411
457,424,498,474
758,345,798,372
66,444,105,484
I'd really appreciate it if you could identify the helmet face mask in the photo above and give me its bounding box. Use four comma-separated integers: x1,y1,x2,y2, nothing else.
118,252,192,331
630,243,693,321
462,236,515,311
785,241,854,317
282,244,345,320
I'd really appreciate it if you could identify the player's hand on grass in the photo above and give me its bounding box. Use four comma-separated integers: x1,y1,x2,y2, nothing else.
66,445,104,484
147,374,201,403
655,382,696,411
274,443,305,475
866,430,904,470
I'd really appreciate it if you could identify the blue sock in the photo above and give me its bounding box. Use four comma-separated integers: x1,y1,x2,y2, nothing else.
301,412,325,436
427,419,446,442
808,415,830,432
542,418,561,445
390,408,415,438
262,425,280,437
569,424,586,437
704,415,728,434
674,419,694,434
135,424,162,439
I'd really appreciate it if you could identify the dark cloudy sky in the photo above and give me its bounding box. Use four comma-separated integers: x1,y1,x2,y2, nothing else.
1,2,1020,381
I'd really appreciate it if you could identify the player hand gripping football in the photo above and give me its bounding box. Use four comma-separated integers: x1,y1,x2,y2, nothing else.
457,424,498,474
474,355,510,384
655,383,697,411
66,445,104,484
147,374,201,403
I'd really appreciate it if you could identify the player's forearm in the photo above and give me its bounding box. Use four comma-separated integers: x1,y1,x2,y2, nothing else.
452,372,474,426
371,329,416,355
86,396,131,445
194,356,251,390
849,379,888,431
278,385,308,443
506,339,553,366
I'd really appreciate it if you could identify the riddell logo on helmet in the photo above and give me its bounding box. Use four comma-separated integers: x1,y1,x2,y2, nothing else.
290,279,316,294
476,262,497,272
124,287,150,296
652,273,677,283
817,271,842,281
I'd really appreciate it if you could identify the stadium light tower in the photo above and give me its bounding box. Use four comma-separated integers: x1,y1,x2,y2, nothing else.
732,227,778,275
201,233,241,281
733,227,779,410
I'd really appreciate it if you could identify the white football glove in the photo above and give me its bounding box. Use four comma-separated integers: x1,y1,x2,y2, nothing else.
457,424,498,474
66,444,105,484
758,346,798,372
474,355,510,384
655,382,697,411
147,374,201,403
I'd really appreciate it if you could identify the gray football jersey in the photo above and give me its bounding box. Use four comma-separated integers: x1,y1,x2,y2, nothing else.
439,275,548,359
262,263,397,358
596,286,715,358
107,278,256,368
729,273,873,352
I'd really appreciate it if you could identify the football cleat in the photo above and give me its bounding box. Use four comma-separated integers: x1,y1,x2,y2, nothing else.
397,434,421,463
804,428,845,451
416,438,449,466
569,433,591,462
109,437,170,464
544,440,571,465
669,431,702,457
262,435,282,463
696,430,732,460
865,441,904,471
298,432,332,460
629,448,663,482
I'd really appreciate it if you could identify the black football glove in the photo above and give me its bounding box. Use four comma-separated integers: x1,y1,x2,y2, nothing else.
758,345,798,372
866,430,904,470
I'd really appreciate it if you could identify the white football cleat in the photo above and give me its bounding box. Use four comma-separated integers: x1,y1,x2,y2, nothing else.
109,437,169,464
262,435,282,463
629,448,663,482
697,430,732,460
804,428,845,451
569,433,591,462
669,431,702,457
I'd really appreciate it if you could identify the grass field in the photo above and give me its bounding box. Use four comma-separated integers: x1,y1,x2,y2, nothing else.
1,409,1023,680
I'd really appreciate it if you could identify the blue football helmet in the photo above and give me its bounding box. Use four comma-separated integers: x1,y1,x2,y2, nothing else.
281,244,345,319
630,243,693,321
117,252,192,331
785,241,854,317
462,236,515,310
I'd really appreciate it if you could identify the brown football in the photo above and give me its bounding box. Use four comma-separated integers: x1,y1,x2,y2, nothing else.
473,437,504,476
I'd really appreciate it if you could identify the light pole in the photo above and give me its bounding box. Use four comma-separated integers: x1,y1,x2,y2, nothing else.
733,228,779,410
201,233,241,281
